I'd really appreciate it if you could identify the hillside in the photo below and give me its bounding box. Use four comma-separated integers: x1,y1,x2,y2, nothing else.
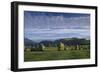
24,37,90,47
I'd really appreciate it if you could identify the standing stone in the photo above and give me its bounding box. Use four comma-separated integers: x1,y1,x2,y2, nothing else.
57,42,65,51
76,45,79,50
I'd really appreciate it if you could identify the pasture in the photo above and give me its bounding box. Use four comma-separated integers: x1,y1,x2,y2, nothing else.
24,48,90,61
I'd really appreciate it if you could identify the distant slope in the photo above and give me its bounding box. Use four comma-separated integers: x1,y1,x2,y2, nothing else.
24,37,90,47
24,38,36,46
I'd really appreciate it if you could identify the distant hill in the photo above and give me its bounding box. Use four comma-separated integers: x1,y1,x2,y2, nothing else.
39,40,53,47
54,38,90,46
24,37,90,47
24,38,37,46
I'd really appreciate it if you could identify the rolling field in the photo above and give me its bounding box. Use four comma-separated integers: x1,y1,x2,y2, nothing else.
24,49,90,62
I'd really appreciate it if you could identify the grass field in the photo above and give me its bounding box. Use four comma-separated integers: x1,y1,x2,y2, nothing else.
24,49,90,62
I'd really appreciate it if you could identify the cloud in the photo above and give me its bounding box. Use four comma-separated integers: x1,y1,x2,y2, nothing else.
24,11,90,29
24,11,90,41
24,28,90,41
25,28,89,34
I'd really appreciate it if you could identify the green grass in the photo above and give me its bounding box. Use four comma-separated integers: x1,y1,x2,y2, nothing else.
24,49,90,62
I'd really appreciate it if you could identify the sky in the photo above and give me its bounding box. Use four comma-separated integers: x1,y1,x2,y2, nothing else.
24,11,90,42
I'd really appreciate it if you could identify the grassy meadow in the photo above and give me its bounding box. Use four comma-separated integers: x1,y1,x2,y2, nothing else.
24,47,90,61
24,38,90,62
